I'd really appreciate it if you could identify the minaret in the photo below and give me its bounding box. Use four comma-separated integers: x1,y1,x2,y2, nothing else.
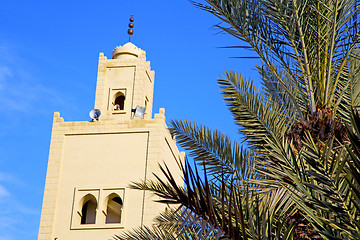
38,18,184,240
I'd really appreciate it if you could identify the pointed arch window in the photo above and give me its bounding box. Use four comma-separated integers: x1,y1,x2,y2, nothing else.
105,194,123,224
113,93,125,110
80,194,97,224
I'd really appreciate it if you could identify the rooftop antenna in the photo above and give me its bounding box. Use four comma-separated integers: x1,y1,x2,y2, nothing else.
128,15,134,42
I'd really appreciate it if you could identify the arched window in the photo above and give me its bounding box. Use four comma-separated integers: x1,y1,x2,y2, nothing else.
106,194,123,224
114,94,125,110
80,194,97,224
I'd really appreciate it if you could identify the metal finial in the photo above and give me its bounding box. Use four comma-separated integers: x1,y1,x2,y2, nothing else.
128,15,134,42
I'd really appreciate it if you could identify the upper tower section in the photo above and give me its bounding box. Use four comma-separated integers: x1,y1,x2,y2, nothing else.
94,42,155,120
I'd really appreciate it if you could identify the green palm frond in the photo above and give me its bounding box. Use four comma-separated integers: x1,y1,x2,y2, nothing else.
345,108,360,222
199,0,308,116
335,65,353,124
259,65,305,120
129,161,241,239
349,52,360,108
195,0,360,113
113,225,178,240
154,207,222,238
338,50,360,122
169,119,252,179
263,132,360,239
128,159,294,240
218,71,291,149
114,208,221,240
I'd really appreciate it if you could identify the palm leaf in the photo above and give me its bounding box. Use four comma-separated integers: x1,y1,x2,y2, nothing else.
128,158,295,239
218,71,291,150
169,119,251,179
263,132,360,239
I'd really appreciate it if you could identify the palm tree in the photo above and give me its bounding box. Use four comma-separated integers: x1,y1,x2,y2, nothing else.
115,0,360,239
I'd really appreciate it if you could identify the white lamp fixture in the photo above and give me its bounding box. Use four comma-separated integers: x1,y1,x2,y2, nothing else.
131,106,146,119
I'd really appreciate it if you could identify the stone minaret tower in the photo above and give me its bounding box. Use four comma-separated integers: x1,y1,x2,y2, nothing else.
37,42,184,240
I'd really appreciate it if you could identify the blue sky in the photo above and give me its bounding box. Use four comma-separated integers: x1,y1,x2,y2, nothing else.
0,1,260,239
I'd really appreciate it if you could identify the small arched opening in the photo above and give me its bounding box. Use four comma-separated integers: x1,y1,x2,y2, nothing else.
105,194,123,224
113,93,125,111
80,194,97,224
